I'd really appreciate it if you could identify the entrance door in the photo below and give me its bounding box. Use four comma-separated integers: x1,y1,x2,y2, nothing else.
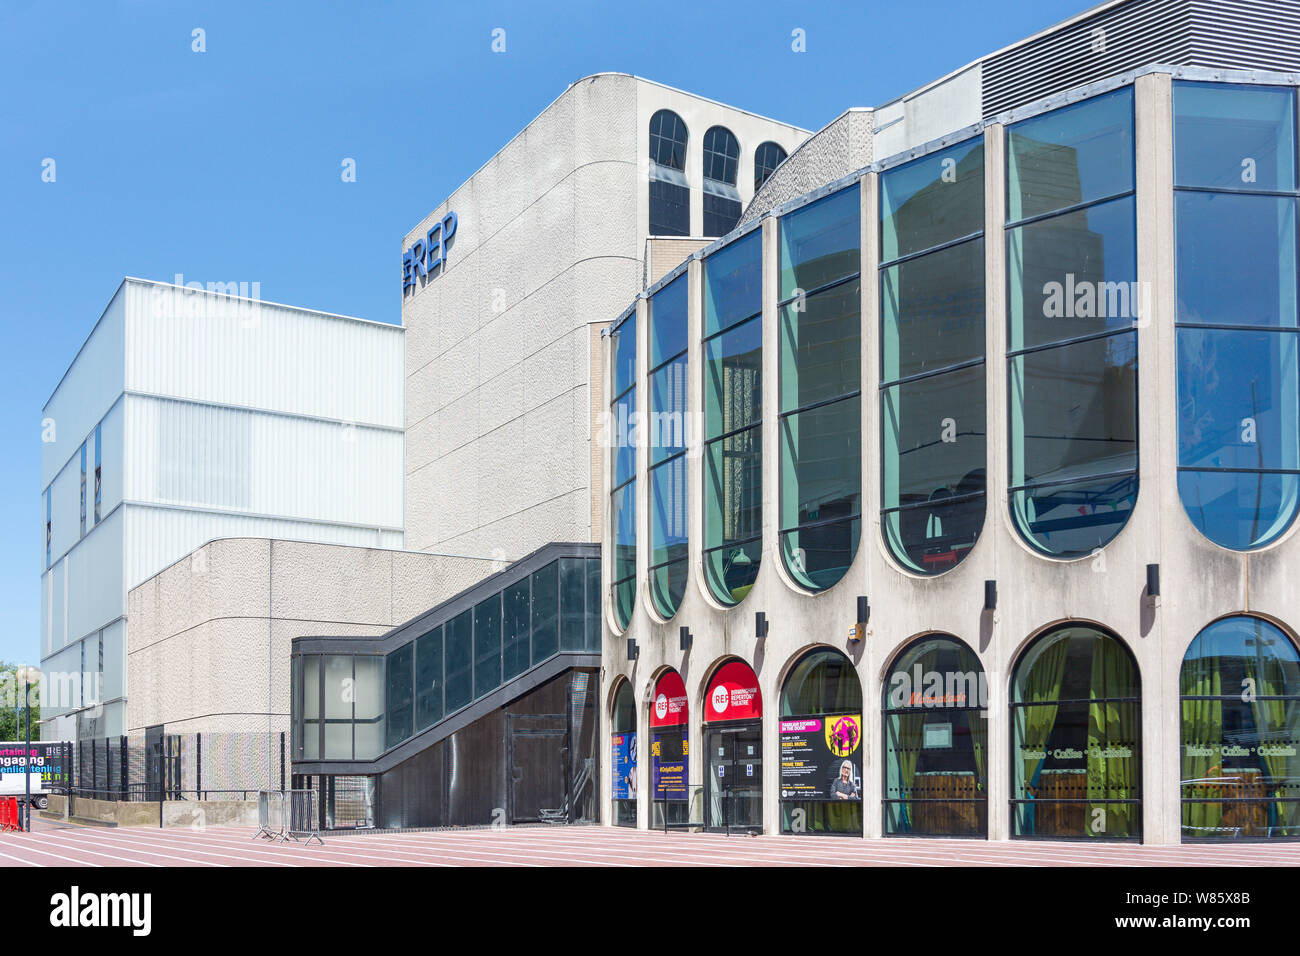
705,722,762,832
507,713,569,824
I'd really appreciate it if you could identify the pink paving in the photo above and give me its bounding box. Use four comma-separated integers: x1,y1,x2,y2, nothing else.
0,817,1296,866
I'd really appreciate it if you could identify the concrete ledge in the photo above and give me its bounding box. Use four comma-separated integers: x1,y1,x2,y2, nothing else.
41,793,258,828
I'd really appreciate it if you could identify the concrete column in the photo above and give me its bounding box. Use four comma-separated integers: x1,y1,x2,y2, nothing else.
1136,70,1177,845
983,122,1011,842
760,214,782,837
860,171,883,839
633,295,651,830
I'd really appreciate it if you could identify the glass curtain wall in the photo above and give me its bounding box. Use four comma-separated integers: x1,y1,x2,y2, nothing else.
780,649,864,834
880,138,987,574
1010,625,1141,839
1174,82,1300,550
1181,616,1300,840
648,276,689,619
778,186,863,591
883,636,988,836
703,230,763,605
1006,87,1140,557
610,310,637,629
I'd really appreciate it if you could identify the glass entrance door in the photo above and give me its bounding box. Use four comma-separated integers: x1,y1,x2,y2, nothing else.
705,722,762,832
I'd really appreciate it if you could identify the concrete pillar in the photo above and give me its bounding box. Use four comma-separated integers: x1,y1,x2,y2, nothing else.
860,171,883,839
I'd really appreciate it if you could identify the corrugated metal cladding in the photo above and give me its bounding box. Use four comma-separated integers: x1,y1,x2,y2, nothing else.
981,0,1300,118
122,279,403,429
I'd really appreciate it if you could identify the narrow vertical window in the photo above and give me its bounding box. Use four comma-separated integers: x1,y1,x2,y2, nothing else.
94,423,102,524
79,442,87,537
610,310,637,630
45,487,51,569
1174,82,1300,550
649,110,690,236
880,137,986,574
703,126,741,236
648,276,689,619
754,141,788,193
1006,88,1139,558
778,186,862,592
703,231,763,605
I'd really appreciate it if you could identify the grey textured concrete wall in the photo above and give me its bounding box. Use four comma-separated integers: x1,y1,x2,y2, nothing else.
744,109,873,221
126,537,499,734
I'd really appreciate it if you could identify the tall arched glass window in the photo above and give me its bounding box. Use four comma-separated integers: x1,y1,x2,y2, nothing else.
1181,616,1300,840
755,141,788,192
703,126,742,236
609,309,637,630
648,276,689,620
880,138,986,574
1006,88,1139,558
703,230,763,605
1174,82,1300,550
611,679,638,827
780,648,863,835
778,186,862,592
1011,624,1141,839
650,109,690,236
883,635,987,836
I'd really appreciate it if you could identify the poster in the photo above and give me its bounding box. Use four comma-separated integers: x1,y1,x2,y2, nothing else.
0,742,66,790
611,732,637,800
652,730,688,801
779,714,862,801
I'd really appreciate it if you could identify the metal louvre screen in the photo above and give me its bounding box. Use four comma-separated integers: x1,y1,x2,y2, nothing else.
64,731,284,801
199,732,277,795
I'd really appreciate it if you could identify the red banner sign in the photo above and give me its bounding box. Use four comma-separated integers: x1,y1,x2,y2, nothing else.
651,671,689,728
704,660,762,722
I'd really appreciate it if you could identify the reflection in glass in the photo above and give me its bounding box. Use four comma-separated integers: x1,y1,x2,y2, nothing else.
1174,83,1296,192
473,595,502,700
1180,616,1300,840
754,141,788,192
445,611,472,713
781,649,863,835
415,627,443,731
1011,626,1141,839
778,186,861,299
385,644,413,750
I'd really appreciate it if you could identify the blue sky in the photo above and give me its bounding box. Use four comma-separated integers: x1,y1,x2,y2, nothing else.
0,0,1089,664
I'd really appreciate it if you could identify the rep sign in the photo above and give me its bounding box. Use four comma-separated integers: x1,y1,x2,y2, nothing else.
402,211,458,294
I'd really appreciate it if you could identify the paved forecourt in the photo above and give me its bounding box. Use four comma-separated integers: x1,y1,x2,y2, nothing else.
0,819,1297,867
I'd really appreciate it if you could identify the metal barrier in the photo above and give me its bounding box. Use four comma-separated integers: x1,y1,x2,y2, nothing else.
0,796,21,832
286,789,323,845
255,790,288,841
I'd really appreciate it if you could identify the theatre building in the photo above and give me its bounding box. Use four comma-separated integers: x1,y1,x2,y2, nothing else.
601,0,1300,843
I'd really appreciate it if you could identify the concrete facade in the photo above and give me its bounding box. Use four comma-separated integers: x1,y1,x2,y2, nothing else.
599,68,1300,845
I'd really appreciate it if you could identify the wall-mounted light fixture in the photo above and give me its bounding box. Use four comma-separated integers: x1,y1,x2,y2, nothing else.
755,611,769,639
857,596,870,625
627,638,639,661
1146,564,1160,599
679,626,693,651
984,580,997,612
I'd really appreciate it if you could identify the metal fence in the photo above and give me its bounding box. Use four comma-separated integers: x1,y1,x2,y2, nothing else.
55,730,287,802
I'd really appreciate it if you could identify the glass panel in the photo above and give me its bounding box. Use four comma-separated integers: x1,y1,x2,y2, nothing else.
502,579,531,681
882,364,986,574
755,141,788,191
881,138,984,262
611,480,636,585
415,627,443,731
444,610,473,714
612,577,636,635
324,722,352,761
780,519,859,593
704,427,762,597
704,537,762,608
585,557,601,652
353,656,383,760
1007,87,1134,222
650,455,688,570
650,179,690,236
1010,332,1137,489
531,562,559,663
703,126,739,185
704,194,741,237
473,595,502,700
650,560,689,621
302,720,320,760
303,656,320,720
385,644,414,751
649,361,688,466
611,315,636,398
778,186,860,299
1011,627,1141,839
613,681,637,732
1011,472,1138,559
704,231,761,337
650,109,687,170
881,238,985,382
705,315,761,439
780,395,862,531
650,275,688,370
1175,193,1297,328
612,389,636,487
1174,82,1297,192
1008,196,1139,351
1178,470,1299,551
324,656,352,720
560,557,586,652
779,280,862,412
781,649,863,716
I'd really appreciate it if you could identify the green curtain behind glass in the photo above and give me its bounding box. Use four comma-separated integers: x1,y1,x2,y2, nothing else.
1180,655,1223,835
1017,637,1070,821
1246,653,1298,831
1086,636,1137,837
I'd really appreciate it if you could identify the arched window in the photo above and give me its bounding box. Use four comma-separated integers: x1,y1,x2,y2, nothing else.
754,141,788,192
883,635,987,836
648,276,689,620
880,137,986,574
703,660,763,832
1006,88,1139,558
1011,624,1141,839
609,309,637,630
778,186,862,592
611,679,638,827
1181,616,1300,840
779,648,863,834
650,669,690,828
703,125,741,236
649,110,690,236
703,230,763,606
1174,82,1300,550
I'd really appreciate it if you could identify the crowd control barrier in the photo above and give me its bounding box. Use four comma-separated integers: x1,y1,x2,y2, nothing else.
0,796,23,832
255,790,288,841
286,789,323,846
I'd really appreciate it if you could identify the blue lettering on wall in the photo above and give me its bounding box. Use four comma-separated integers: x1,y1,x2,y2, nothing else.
403,211,457,294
